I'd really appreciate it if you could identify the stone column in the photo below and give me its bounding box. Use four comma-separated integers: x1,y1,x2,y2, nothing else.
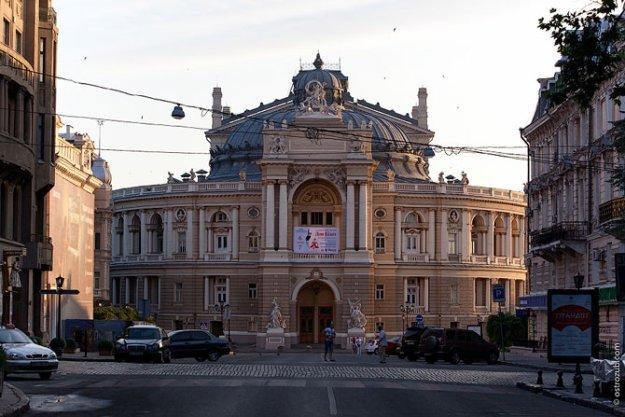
485,279,492,311
461,210,471,260
199,208,206,256
232,206,239,259
439,209,448,261
16,90,24,140
140,211,147,256
143,277,149,301
111,215,119,258
278,181,287,249
186,208,193,259
208,228,214,253
123,212,130,257
519,217,525,258
124,277,130,304
165,209,174,258
0,79,5,132
423,278,430,312
358,181,368,250
427,209,435,260
4,184,13,240
346,181,355,249
266,181,275,249
394,208,402,260
505,214,513,259
486,212,494,259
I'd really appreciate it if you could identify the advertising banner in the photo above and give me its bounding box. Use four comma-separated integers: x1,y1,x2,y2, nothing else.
293,227,338,254
547,289,599,363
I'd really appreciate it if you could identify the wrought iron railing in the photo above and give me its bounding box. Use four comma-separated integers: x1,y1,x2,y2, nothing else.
599,196,625,225
530,221,587,246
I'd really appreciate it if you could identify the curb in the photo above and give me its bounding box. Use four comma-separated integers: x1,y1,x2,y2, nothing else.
501,361,594,375
2,383,29,417
517,381,625,416
60,357,113,363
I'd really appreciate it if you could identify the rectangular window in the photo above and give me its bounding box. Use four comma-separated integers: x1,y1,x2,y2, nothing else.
174,283,183,303
248,233,259,252
406,278,417,305
300,212,308,225
38,37,45,82
475,278,487,307
215,278,228,303
95,232,101,250
450,283,459,305
325,212,333,225
14,30,21,54
310,212,323,225
217,235,228,250
375,234,385,252
375,284,384,300
178,231,186,253
406,235,418,252
248,283,257,299
36,113,45,160
94,271,100,290
3,19,9,45
448,232,457,254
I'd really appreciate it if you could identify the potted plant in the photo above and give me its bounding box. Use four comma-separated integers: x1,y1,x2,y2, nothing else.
97,340,114,356
49,338,65,357
64,338,77,354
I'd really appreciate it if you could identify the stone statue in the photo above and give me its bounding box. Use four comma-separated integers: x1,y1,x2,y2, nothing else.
189,169,196,182
167,172,175,183
386,169,395,182
461,171,469,185
347,299,367,329
238,170,247,182
9,259,21,289
438,172,444,184
269,137,286,154
267,297,286,330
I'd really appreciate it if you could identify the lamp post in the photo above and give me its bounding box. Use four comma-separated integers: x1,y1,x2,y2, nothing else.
573,273,584,393
55,275,65,339
399,304,415,336
214,301,231,342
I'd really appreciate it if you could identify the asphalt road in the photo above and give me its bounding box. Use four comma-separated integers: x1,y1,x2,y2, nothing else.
7,354,608,417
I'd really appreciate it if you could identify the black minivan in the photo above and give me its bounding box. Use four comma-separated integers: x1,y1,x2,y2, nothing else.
419,328,499,365
169,330,231,362
400,326,429,361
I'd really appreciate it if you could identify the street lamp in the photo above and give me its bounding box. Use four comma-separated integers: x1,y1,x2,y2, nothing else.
171,104,185,120
399,304,415,336
572,273,585,393
214,301,231,342
55,275,65,340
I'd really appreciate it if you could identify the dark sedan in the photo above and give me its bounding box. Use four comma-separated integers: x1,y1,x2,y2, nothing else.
169,330,231,362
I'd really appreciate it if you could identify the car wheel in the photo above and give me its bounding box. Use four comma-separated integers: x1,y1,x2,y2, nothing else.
207,351,220,362
195,356,207,362
407,353,418,362
39,372,52,380
398,352,406,359
449,350,461,365
424,354,437,364
114,355,123,363
487,352,499,365
163,350,171,364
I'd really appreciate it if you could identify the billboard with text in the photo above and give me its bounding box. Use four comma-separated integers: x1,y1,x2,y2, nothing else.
293,227,338,254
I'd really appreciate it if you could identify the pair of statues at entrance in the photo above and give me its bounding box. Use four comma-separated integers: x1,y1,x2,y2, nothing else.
266,297,367,331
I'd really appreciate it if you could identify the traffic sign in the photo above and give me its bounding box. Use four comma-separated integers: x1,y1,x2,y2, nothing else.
492,284,505,303
415,314,424,327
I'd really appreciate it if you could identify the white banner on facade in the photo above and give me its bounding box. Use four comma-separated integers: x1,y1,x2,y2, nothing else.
293,227,338,254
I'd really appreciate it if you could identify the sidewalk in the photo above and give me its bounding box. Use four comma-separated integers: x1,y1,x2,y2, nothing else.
501,347,593,375
0,383,29,417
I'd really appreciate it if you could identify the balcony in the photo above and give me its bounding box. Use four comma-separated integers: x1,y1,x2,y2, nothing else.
290,252,344,262
401,253,430,262
599,197,625,240
530,221,587,260
203,253,231,261
23,235,53,271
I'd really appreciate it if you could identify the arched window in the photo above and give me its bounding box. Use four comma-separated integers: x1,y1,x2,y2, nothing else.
494,216,505,256
511,218,520,258
149,214,164,254
375,232,386,253
213,211,228,222
403,211,426,253
471,215,486,255
130,214,141,254
116,216,124,256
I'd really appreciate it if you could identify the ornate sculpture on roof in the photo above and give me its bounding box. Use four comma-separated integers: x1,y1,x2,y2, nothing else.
298,80,340,115
347,299,367,330
461,171,469,185
325,167,346,186
267,297,286,330
167,172,176,183
438,172,445,184
189,169,196,182
269,137,286,154
238,170,247,182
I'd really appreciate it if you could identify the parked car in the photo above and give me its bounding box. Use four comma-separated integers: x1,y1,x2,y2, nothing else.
114,325,171,363
168,330,230,362
400,326,429,361
365,338,378,354
0,327,58,380
419,328,499,365
364,337,401,356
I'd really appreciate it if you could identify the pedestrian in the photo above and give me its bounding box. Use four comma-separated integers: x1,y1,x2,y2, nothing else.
323,321,336,362
356,336,363,356
377,324,387,364
351,337,357,354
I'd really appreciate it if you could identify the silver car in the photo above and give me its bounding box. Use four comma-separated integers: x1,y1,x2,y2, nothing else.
0,328,58,380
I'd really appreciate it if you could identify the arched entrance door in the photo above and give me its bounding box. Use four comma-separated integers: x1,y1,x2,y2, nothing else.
297,280,335,344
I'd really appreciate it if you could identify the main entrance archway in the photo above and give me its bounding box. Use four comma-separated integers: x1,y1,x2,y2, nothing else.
296,280,336,344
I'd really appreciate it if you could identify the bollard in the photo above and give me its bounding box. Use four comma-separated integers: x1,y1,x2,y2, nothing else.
536,370,544,385
573,372,584,394
556,370,564,388
593,380,601,398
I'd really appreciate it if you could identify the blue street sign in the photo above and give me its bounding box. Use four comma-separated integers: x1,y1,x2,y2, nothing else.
493,284,506,303
415,314,424,327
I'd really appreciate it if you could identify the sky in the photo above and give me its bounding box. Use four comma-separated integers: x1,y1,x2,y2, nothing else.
54,0,588,191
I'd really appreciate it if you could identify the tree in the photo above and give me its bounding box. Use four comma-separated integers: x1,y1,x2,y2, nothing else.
486,313,526,348
539,1,625,233
94,305,139,321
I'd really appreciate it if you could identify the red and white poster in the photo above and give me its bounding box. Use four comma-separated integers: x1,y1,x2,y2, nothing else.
293,227,338,254
548,289,598,363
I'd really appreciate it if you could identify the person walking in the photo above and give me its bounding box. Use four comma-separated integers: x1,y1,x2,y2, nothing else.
377,324,387,364
356,336,363,356
323,322,336,362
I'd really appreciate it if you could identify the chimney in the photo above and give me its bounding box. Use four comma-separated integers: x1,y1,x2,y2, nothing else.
65,124,73,138
222,106,231,116
212,87,223,129
417,87,428,129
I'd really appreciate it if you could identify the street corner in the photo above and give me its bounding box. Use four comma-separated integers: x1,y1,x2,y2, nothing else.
0,383,29,417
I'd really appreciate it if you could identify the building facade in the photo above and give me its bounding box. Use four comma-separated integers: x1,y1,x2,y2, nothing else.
93,152,112,304
522,70,625,345
111,55,526,347
42,125,102,339
0,0,57,335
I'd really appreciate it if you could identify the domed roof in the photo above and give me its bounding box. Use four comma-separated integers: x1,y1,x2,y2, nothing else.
92,156,112,185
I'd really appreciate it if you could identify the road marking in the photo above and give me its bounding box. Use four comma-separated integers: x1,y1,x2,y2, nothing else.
327,386,337,415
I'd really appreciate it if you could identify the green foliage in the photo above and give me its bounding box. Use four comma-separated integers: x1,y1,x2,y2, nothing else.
49,338,65,350
486,313,526,348
96,340,114,351
94,305,140,321
64,338,77,351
